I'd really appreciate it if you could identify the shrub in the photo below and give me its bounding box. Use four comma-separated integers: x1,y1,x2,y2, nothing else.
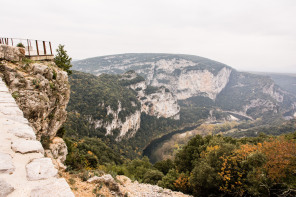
142,169,164,185
54,44,72,75
16,43,25,48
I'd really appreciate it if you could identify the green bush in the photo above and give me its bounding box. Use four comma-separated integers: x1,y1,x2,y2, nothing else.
143,169,164,185
54,44,72,75
16,43,25,48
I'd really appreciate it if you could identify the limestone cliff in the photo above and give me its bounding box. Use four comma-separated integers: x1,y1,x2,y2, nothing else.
0,56,70,169
94,102,141,141
120,71,180,119
75,54,232,101
73,53,296,119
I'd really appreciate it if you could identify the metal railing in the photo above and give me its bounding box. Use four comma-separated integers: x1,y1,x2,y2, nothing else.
0,37,53,57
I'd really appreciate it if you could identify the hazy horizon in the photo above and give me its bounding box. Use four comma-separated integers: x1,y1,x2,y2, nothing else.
1,0,296,73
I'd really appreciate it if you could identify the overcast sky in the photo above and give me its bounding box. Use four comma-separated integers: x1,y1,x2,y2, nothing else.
1,0,296,73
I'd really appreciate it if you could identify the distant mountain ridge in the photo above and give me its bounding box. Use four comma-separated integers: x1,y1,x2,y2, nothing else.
73,53,296,120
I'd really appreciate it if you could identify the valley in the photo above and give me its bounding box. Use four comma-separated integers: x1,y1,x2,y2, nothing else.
68,53,296,162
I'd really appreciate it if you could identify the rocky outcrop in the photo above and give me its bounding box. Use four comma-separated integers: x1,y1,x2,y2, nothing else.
87,174,191,197
141,87,180,119
117,175,191,197
263,83,284,103
95,102,141,141
88,174,122,196
0,77,74,196
0,60,70,139
0,44,25,62
120,71,180,119
0,59,70,169
45,137,68,170
151,65,232,100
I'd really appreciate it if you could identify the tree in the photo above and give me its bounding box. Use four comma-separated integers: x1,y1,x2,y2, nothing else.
143,169,164,185
54,44,72,75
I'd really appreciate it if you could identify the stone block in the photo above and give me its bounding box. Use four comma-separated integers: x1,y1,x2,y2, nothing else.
0,153,15,174
11,139,44,154
26,158,57,181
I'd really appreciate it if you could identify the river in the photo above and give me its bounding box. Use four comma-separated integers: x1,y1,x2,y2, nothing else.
142,124,201,163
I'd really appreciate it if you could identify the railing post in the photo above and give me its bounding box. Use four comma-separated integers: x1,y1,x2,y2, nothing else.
36,40,39,56
27,39,31,56
49,42,53,55
43,41,46,55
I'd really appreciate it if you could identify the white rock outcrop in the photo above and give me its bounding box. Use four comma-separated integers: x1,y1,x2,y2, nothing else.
95,102,141,141
140,87,180,119
0,44,25,62
45,137,68,170
121,71,180,119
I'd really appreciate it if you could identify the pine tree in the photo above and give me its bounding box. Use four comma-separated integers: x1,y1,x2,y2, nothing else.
54,44,72,75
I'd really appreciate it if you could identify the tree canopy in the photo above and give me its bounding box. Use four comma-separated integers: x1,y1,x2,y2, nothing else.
54,44,72,75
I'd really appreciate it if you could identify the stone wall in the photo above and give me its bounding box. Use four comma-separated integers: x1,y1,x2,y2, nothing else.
0,77,74,197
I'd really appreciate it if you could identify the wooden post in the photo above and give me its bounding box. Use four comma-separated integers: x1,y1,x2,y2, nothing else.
49,42,53,55
43,41,46,55
11,38,13,46
27,39,31,56
36,40,39,56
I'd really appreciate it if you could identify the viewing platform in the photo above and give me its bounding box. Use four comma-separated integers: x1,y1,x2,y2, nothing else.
0,37,54,61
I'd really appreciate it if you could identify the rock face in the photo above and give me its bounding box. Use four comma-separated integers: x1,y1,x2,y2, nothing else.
95,102,141,141
0,60,70,139
0,59,70,168
0,44,25,62
73,53,296,119
45,137,68,170
150,65,232,100
73,54,232,101
120,71,180,119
